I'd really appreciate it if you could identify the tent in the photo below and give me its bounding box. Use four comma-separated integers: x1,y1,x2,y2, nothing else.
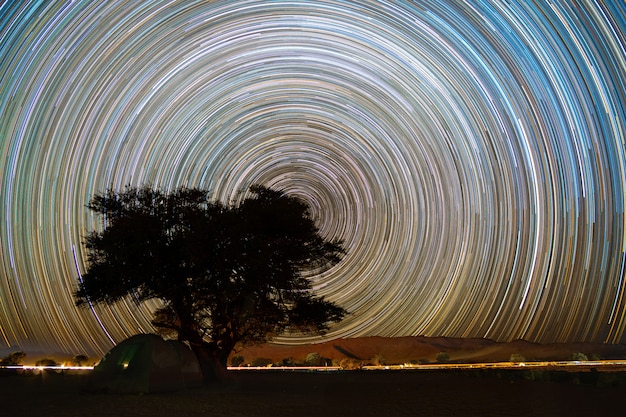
87,334,203,394
167,339,203,388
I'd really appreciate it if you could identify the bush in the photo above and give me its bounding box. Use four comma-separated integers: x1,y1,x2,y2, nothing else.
230,355,245,367
436,351,449,363
71,354,89,366
571,352,588,361
305,352,328,367
250,357,273,367
1,351,26,366
280,357,297,366
35,358,58,367
35,358,60,374
510,353,526,362
338,358,362,370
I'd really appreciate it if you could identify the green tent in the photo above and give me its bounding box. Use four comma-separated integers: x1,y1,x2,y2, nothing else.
87,334,202,394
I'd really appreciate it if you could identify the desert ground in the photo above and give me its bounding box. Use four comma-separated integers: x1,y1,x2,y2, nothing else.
236,336,626,365
2,368,625,417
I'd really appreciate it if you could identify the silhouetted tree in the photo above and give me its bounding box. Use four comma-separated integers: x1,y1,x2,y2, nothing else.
35,358,58,367
76,185,346,381
1,351,25,365
571,352,588,361
71,354,89,366
435,351,449,363
230,355,245,367
304,352,329,367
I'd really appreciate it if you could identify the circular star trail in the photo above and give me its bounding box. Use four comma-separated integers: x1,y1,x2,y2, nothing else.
1,1,625,356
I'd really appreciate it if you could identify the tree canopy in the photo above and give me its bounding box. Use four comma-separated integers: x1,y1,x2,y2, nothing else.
75,185,346,379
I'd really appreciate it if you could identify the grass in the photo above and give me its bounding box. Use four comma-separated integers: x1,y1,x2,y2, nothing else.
1,368,625,416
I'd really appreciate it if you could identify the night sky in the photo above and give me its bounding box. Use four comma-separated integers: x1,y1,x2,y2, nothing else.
1,1,625,357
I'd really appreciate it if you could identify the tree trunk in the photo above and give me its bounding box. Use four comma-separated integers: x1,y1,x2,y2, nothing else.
189,341,230,382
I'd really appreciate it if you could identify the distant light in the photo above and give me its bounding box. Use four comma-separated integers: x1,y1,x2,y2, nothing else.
0,365,94,371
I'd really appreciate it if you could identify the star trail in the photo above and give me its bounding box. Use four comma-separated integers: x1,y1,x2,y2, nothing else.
1,0,625,357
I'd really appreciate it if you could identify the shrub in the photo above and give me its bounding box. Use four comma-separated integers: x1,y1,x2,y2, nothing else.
1,351,26,365
35,358,59,374
230,355,245,367
436,351,449,363
71,354,89,366
280,357,297,366
250,357,273,367
338,358,362,370
305,352,327,367
35,358,58,367
571,352,588,361
370,354,386,366
510,353,526,362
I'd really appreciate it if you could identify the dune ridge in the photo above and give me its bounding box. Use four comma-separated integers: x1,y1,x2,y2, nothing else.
236,336,626,364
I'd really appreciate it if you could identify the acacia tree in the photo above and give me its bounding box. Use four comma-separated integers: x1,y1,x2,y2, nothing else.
1,351,26,365
75,185,346,380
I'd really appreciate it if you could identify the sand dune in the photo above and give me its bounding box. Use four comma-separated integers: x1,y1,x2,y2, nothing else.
236,336,626,364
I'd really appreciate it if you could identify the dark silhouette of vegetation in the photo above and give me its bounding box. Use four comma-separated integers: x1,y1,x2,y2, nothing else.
230,355,245,367
71,354,89,366
304,352,330,367
250,357,273,367
280,357,296,366
75,185,347,381
370,353,386,366
338,358,362,369
1,351,26,365
435,351,449,363
509,353,526,362
35,358,58,367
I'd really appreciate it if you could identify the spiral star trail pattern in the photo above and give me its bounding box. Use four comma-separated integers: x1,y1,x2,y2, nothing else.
0,1,625,356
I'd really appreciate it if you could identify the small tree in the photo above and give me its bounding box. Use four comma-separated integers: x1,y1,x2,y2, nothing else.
1,351,26,365
571,352,588,361
250,357,273,367
305,352,327,367
370,353,386,366
71,354,89,366
35,358,58,367
510,353,526,362
436,351,449,363
76,185,346,381
230,355,245,367
338,358,362,370
281,357,296,366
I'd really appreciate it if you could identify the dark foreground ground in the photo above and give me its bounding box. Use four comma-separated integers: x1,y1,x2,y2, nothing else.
2,369,625,417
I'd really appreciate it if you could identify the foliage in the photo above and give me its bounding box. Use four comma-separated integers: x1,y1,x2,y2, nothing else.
35,358,58,367
71,354,89,366
571,352,588,361
304,352,329,367
1,351,26,365
250,357,273,367
435,351,449,363
509,353,526,362
280,357,296,366
337,358,362,370
230,355,245,367
75,185,346,380
370,354,386,366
